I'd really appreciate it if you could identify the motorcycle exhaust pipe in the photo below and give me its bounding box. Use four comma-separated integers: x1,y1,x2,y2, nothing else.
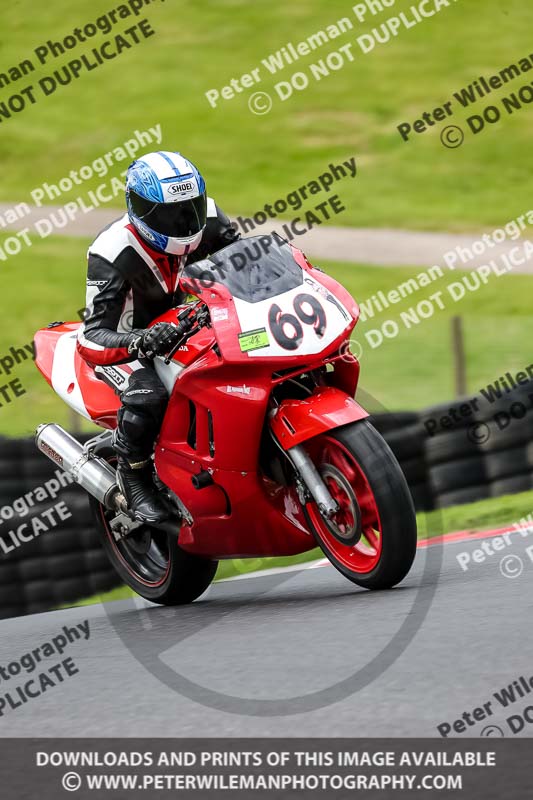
35,423,119,509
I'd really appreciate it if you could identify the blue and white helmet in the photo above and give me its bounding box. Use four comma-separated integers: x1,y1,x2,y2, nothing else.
126,152,207,255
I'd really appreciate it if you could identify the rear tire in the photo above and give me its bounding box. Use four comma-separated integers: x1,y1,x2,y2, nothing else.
303,420,417,590
88,450,218,605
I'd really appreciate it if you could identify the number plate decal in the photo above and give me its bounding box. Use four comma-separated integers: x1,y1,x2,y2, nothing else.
233,275,351,358
238,327,270,353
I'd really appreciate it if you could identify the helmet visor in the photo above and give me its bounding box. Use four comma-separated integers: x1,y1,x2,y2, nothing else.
130,190,207,238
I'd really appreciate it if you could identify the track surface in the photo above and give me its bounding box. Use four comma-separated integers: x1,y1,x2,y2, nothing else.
1,532,532,737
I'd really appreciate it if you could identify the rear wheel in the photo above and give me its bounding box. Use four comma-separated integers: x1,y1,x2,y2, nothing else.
302,420,417,590
88,451,218,605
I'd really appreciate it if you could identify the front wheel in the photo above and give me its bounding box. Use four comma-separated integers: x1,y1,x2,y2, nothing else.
88,451,218,605
302,420,417,590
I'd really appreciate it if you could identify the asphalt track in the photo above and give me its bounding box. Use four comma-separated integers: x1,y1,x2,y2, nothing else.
0,530,532,738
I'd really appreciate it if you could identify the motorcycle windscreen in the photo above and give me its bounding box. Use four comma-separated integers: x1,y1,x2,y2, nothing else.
182,235,353,358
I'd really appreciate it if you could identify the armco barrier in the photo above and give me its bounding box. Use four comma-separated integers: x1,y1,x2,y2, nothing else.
1,379,532,619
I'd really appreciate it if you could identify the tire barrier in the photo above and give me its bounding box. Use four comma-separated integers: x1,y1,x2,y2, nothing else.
2,378,533,618
0,434,121,620
372,377,533,510
370,415,434,513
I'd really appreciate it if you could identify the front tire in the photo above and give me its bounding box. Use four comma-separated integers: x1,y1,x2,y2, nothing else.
88,451,218,605
302,419,417,590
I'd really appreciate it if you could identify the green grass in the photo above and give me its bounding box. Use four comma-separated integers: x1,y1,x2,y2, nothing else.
421,491,533,539
329,259,533,410
67,489,533,608
0,0,532,230
1,233,532,436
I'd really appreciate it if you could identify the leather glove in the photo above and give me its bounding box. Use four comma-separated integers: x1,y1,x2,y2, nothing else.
128,322,181,359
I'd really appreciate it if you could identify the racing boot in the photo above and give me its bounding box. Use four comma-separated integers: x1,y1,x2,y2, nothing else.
116,456,169,524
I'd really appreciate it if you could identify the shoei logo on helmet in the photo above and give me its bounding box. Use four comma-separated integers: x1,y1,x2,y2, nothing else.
167,181,195,196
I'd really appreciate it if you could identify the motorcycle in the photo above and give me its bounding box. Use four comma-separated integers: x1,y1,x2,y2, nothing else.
33,234,417,604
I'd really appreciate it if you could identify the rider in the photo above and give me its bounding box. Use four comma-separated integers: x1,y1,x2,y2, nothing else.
77,152,240,523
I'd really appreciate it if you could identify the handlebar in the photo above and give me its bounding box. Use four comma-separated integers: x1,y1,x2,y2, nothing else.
163,302,211,364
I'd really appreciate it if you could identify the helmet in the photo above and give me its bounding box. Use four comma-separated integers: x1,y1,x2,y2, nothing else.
126,152,207,255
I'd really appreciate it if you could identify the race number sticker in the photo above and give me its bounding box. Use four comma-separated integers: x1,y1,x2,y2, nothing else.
233,276,351,359
268,293,326,351
238,327,270,352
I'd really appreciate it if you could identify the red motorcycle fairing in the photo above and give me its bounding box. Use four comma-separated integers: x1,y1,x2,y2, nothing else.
150,337,365,559
154,348,315,559
269,386,369,450
34,323,120,429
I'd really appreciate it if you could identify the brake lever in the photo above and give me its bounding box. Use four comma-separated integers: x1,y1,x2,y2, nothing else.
163,303,211,364
163,335,188,365
163,321,204,364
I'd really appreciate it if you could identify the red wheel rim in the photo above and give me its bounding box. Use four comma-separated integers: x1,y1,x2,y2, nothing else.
306,435,383,574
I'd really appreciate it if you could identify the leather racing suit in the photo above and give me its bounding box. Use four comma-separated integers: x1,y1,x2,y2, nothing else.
77,199,239,476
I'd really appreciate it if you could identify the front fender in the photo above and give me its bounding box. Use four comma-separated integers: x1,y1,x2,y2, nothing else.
270,386,369,450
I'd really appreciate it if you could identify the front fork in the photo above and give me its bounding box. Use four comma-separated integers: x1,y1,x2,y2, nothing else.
269,385,368,520
286,444,339,518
